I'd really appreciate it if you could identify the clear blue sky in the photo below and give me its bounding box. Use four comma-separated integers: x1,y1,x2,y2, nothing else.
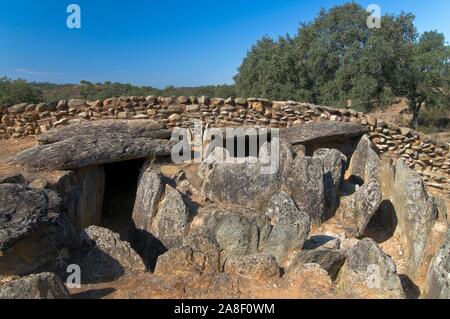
1,1,449,88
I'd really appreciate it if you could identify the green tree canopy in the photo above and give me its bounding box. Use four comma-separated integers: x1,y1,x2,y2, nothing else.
235,2,449,124
0,77,43,106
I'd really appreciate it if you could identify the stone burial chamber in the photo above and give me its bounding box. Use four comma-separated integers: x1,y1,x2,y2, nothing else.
1,115,448,299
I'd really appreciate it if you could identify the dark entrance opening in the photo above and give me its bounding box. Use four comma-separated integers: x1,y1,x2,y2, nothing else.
101,159,146,241
363,200,398,243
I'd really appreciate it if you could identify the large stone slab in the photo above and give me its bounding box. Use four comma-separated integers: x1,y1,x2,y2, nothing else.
8,120,173,170
280,122,368,146
36,119,172,145
425,229,450,299
0,272,71,299
379,157,437,279
0,184,76,275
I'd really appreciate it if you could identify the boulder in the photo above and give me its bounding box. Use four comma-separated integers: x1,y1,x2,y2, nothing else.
79,226,146,282
280,122,368,146
7,103,27,114
337,179,383,236
68,99,86,109
191,207,271,267
289,248,345,280
425,229,450,299
313,148,346,219
346,134,380,183
201,161,280,211
338,238,405,299
265,210,311,265
154,233,220,277
45,168,104,231
0,184,76,276
380,158,437,278
150,187,191,249
132,163,165,232
281,155,325,226
8,120,173,170
224,253,280,281
0,273,70,299
266,192,298,224
0,173,26,184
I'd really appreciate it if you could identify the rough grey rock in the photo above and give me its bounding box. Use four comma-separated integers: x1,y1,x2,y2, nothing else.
67,99,86,109
79,226,146,282
338,238,405,298
45,168,103,231
150,187,190,249
7,103,27,114
0,273,70,299
280,122,368,146
380,158,437,278
201,161,280,211
337,179,383,236
266,192,298,224
224,253,280,280
281,155,325,226
74,166,105,230
132,163,165,232
154,233,220,276
191,207,271,268
8,120,173,170
36,119,171,145
0,184,76,275
425,229,450,299
0,173,26,184
265,210,311,265
347,134,381,183
289,248,345,280
313,148,346,219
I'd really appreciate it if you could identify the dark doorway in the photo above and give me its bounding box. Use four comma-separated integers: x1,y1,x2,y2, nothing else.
363,200,398,243
101,159,146,240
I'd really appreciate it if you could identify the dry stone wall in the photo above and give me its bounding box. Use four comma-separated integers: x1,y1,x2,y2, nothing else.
1,96,449,194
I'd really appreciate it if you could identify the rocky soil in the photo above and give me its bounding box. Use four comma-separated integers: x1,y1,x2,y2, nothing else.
0,97,449,299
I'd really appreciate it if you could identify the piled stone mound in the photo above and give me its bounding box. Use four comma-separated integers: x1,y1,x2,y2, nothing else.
1,96,448,194
0,115,448,299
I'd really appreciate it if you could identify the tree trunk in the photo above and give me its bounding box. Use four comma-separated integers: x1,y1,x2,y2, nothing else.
410,98,420,129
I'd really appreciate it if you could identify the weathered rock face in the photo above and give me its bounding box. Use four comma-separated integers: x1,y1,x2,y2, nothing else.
150,187,191,250
191,207,271,268
132,164,165,232
154,233,220,277
290,248,346,280
79,226,146,283
201,160,280,211
73,166,105,230
346,134,381,183
0,184,76,276
337,179,383,236
281,155,325,226
380,157,437,278
0,173,26,184
0,272,70,299
224,253,280,281
338,238,405,299
36,119,171,145
425,229,450,299
44,167,105,231
313,148,347,220
8,120,173,170
281,122,368,146
266,192,298,224
264,210,311,266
